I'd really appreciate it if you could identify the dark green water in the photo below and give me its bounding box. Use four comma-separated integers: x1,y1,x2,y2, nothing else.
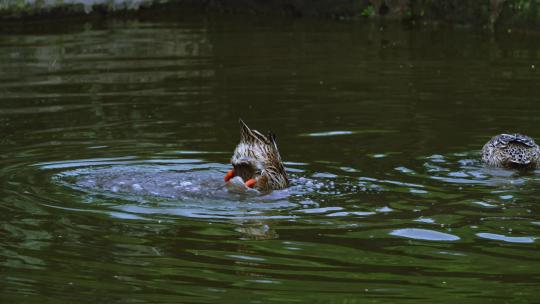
1,15,540,303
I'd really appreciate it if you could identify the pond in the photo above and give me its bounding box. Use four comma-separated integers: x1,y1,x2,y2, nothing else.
1,15,540,303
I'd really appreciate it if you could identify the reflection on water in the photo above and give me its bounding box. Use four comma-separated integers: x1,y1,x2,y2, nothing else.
390,228,460,241
1,15,540,303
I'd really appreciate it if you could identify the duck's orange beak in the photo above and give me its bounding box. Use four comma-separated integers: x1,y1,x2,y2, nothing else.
244,179,257,188
224,169,235,182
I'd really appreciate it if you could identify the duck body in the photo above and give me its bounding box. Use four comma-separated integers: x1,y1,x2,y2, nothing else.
482,133,540,169
225,119,289,192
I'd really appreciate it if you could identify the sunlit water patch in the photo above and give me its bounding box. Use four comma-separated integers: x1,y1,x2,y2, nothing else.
17,150,540,247
34,156,394,222
390,228,460,241
46,162,296,220
6,147,458,230
384,151,540,246
422,152,540,187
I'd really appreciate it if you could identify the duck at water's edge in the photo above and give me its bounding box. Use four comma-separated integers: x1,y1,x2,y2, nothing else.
482,133,540,169
224,119,289,192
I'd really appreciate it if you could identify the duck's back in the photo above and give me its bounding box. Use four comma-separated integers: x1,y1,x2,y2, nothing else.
482,133,540,168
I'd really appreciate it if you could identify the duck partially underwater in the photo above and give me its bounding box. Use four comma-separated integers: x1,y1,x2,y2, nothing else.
224,119,289,192
482,133,540,169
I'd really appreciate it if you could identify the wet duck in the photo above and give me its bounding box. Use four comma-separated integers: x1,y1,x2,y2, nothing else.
482,133,540,169
224,119,289,192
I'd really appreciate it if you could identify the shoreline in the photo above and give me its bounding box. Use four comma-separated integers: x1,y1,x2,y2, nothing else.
1,0,539,31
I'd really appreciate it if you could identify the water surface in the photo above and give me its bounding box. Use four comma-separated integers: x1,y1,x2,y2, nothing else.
1,16,540,303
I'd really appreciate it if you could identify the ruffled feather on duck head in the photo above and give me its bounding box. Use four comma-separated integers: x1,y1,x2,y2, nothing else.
225,119,289,192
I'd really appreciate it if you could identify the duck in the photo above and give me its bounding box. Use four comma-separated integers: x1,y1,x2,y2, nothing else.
224,119,289,192
482,133,540,169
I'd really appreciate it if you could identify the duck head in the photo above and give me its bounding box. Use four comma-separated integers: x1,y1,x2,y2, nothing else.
224,119,289,192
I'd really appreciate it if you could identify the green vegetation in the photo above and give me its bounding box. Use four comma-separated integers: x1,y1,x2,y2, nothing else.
1,0,540,30
361,4,376,17
0,0,155,18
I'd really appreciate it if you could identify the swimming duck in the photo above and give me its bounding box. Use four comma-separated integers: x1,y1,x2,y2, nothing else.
482,133,540,169
224,119,289,192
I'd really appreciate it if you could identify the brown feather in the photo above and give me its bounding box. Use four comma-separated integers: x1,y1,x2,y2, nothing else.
482,133,540,169
231,119,289,191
